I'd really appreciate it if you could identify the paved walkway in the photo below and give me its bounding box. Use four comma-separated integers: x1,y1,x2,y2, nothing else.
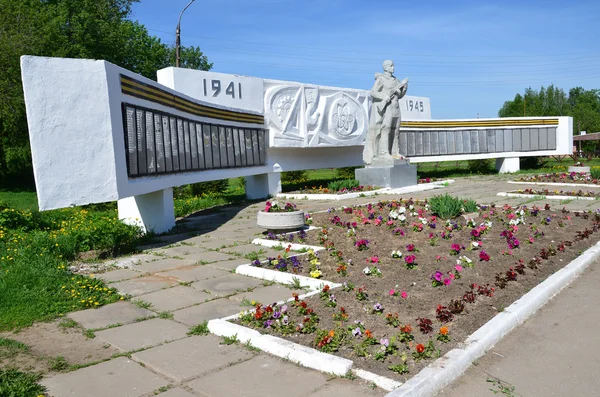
37,176,600,396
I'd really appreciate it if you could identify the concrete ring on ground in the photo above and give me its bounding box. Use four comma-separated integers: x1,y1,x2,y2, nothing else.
257,210,306,232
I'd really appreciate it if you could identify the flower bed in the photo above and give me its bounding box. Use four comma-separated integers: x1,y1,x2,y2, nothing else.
509,188,600,199
235,199,600,381
517,172,599,185
290,185,380,195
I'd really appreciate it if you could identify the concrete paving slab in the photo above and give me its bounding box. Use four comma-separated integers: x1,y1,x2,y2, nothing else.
139,286,212,312
189,238,237,250
220,244,281,258
132,335,253,382
157,388,197,397
185,354,327,397
155,246,209,260
207,258,250,271
40,357,167,397
229,285,300,305
111,275,179,297
94,268,141,283
310,379,387,397
95,318,189,351
157,265,230,283
172,299,244,326
191,274,263,296
68,301,155,330
133,257,196,274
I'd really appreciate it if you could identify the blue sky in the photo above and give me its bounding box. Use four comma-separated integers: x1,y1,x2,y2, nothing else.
131,0,600,119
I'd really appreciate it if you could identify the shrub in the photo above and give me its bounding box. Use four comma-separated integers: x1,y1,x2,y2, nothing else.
327,179,360,192
591,166,600,180
467,159,493,174
520,156,545,170
281,170,308,184
429,194,464,219
336,167,360,179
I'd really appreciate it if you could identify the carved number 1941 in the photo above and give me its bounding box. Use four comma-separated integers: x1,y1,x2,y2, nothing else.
202,79,243,100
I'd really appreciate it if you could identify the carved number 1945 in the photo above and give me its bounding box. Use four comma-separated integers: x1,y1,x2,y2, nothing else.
406,100,424,112
202,79,243,100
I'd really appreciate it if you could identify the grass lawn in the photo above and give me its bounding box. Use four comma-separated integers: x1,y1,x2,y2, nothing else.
0,190,38,211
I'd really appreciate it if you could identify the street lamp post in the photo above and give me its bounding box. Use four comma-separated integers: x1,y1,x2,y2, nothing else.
175,0,196,67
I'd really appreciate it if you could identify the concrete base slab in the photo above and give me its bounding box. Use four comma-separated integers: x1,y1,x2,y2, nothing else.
191,274,263,296
132,335,253,382
95,318,189,351
41,357,167,397
173,299,244,326
68,301,155,330
139,286,212,312
185,355,327,397
111,275,179,297
355,163,417,188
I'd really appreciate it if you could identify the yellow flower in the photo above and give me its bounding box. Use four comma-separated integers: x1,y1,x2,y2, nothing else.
309,269,322,278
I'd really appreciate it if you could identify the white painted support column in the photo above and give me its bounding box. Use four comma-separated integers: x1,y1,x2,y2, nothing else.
117,188,175,234
496,157,520,173
245,173,281,200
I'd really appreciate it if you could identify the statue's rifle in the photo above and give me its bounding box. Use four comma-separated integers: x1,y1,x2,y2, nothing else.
378,77,409,115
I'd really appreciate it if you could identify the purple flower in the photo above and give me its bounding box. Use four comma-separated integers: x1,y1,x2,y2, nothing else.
379,338,389,347
273,311,281,319
373,303,383,312
264,319,273,328
282,316,289,325
545,217,551,223
352,327,362,336
251,259,261,267
329,294,336,302
432,271,443,282
281,305,288,314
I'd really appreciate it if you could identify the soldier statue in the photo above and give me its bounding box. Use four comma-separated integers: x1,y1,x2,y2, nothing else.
363,60,408,164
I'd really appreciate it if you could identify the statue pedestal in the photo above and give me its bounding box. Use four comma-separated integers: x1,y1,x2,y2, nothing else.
355,158,417,189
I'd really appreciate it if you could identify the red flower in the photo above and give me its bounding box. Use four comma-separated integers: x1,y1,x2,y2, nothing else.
416,343,425,353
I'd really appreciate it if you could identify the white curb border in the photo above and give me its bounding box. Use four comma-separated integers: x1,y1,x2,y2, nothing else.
251,238,324,253
276,180,454,201
235,264,341,291
385,239,600,397
508,181,600,188
498,192,597,201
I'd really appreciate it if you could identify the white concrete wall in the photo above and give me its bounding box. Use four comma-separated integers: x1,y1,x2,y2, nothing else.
21,56,273,211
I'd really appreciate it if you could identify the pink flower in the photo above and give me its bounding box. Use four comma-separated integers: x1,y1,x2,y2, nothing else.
389,289,395,296
401,291,408,299
443,278,452,286
386,220,394,226
529,237,535,244
455,265,463,272
375,219,382,226
449,273,455,280
479,250,491,261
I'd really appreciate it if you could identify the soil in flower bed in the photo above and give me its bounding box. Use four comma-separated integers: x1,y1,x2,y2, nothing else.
510,188,600,198
240,200,600,381
518,172,599,185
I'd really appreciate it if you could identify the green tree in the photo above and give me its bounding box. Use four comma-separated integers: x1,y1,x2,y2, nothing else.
0,0,212,188
498,85,600,153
